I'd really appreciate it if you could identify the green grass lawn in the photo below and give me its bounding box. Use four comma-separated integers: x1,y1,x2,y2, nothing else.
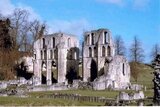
0,63,154,106
0,89,153,106
131,63,154,90
29,89,119,98
0,96,103,106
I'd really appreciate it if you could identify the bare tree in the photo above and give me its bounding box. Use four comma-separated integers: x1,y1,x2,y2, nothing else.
10,8,30,51
9,8,46,52
114,35,126,56
151,43,160,61
130,36,145,63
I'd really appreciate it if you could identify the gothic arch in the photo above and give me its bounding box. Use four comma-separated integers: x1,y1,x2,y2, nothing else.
89,47,92,57
107,46,111,56
102,46,105,57
90,59,97,82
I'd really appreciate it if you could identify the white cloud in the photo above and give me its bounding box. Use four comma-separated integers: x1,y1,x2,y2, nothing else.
0,0,41,21
48,19,92,40
0,0,92,41
97,0,124,6
97,0,150,9
133,0,150,9
0,0,15,16
16,3,41,21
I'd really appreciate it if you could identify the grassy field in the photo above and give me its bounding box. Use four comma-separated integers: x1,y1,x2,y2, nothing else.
0,63,154,106
29,89,119,98
130,63,154,90
0,96,103,106
0,89,153,106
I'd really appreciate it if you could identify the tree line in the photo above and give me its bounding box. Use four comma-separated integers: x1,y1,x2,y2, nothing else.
114,35,160,82
0,8,46,80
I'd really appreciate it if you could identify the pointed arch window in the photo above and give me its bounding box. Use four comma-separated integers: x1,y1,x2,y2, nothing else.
44,50,47,60
53,37,55,48
42,38,45,48
107,46,111,56
89,47,92,57
102,46,105,57
50,50,53,59
94,47,97,57
91,33,94,45
122,63,125,76
87,34,90,45
41,50,43,59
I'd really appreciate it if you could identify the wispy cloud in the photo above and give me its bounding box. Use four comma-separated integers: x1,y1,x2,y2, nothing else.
132,0,150,10
96,0,150,9
0,0,14,16
47,19,92,40
0,0,41,21
16,3,42,21
97,0,124,6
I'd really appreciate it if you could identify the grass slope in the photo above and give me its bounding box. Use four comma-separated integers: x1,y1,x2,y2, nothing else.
131,63,154,90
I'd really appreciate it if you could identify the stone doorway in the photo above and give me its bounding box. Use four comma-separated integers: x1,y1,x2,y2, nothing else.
90,59,97,82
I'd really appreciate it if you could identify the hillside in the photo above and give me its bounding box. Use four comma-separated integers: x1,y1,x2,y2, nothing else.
130,63,154,90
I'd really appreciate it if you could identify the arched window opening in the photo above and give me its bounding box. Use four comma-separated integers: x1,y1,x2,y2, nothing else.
53,37,55,48
44,50,47,60
42,38,45,48
68,38,71,47
91,33,94,45
87,34,90,45
90,59,97,82
107,46,111,56
102,46,105,57
89,47,92,57
94,47,97,57
34,54,36,59
104,32,108,44
50,50,52,59
122,63,125,76
41,50,43,59
54,49,57,59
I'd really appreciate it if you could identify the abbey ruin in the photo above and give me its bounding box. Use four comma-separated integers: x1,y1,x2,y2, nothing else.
32,28,131,90
83,29,130,90
33,33,79,85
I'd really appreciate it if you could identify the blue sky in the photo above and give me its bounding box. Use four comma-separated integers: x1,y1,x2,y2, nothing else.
0,0,159,62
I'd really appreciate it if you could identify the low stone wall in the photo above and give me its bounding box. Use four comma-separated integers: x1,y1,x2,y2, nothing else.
119,91,144,101
0,82,7,89
40,93,114,103
130,84,143,91
29,84,69,92
0,77,32,90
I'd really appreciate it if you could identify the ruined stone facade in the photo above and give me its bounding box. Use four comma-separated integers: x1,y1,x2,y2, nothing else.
83,28,130,90
33,33,79,85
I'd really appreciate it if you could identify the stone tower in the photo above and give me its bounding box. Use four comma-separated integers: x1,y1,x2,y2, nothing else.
83,28,130,90
82,28,115,82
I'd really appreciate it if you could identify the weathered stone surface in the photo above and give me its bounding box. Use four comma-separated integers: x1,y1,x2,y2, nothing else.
0,82,7,89
130,84,143,91
82,28,130,90
29,83,68,92
17,56,34,73
119,91,144,101
33,32,79,85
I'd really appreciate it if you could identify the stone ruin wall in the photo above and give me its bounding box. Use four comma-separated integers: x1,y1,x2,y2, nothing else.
33,33,79,85
14,28,131,91
82,29,115,82
83,28,130,90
